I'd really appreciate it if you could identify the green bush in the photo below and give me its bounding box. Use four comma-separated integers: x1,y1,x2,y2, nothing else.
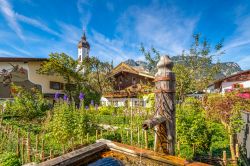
4,85,50,120
98,106,125,115
44,102,92,144
0,152,21,166
176,97,229,158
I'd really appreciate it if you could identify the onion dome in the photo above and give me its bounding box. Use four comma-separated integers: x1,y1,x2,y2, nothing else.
78,32,90,49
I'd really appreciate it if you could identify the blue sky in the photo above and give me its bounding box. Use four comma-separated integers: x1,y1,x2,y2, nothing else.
0,0,250,69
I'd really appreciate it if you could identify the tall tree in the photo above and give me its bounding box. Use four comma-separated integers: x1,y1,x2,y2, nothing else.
141,34,224,101
82,57,114,95
38,53,84,100
38,53,113,102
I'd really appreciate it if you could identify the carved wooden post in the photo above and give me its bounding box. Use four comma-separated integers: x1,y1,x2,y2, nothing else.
154,55,176,155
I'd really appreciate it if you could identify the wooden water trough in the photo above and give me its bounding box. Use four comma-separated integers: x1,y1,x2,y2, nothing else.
36,139,210,166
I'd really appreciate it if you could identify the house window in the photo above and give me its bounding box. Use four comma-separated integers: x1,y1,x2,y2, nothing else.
132,77,136,85
50,81,64,90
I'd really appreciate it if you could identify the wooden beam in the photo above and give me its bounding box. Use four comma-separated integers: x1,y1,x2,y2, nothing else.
38,142,107,166
142,116,167,130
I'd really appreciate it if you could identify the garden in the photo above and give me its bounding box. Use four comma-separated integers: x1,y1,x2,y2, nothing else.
1,84,249,165
1,34,250,165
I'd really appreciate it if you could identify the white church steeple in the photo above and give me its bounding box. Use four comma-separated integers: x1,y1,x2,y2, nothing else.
78,31,90,62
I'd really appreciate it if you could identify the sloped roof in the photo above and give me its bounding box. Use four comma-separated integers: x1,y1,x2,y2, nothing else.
0,57,47,62
214,69,250,84
111,62,154,79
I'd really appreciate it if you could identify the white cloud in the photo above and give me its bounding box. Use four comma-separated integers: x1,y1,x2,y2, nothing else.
238,56,250,70
0,49,18,57
16,14,60,37
57,22,82,44
90,30,137,63
77,0,92,30
224,15,250,50
10,46,31,56
222,8,250,70
116,3,199,56
0,0,24,40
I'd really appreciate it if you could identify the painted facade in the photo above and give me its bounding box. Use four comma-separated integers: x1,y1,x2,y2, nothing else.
0,59,66,98
0,33,90,98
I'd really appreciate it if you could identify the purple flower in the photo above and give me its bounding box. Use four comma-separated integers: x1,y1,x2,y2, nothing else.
91,100,94,105
54,92,60,100
85,106,89,110
63,95,68,101
79,92,84,100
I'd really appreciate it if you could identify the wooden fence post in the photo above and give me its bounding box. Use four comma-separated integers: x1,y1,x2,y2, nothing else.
230,135,236,161
144,130,148,149
41,139,45,162
120,130,123,143
223,151,227,165
96,130,98,140
21,137,25,164
16,128,20,157
50,149,53,159
36,135,39,152
126,130,129,142
81,137,83,145
177,141,180,157
137,127,140,145
236,143,239,158
71,137,74,151
27,132,31,162
130,128,133,145
87,133,89,143
63,145,65,154
101,130,103,138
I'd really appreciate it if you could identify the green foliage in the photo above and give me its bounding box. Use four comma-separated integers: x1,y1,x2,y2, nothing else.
0,152,21,166
98,106,124,115
38,53,113,103
141,34,224,101
38,53,81,83
4,85,50,120
105,132,122,142
82,87,101,106
176,97,229,160
82,56,114,95
140,44,160,74
44,102,92,144
205,91,250,134
177,97,212,154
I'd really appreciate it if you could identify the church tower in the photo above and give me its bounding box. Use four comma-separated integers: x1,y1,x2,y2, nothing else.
78,32,90,62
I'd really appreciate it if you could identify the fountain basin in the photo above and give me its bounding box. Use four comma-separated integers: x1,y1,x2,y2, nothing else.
37,139,210,166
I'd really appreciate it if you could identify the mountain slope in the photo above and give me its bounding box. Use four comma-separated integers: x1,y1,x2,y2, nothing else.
124,56,242,78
